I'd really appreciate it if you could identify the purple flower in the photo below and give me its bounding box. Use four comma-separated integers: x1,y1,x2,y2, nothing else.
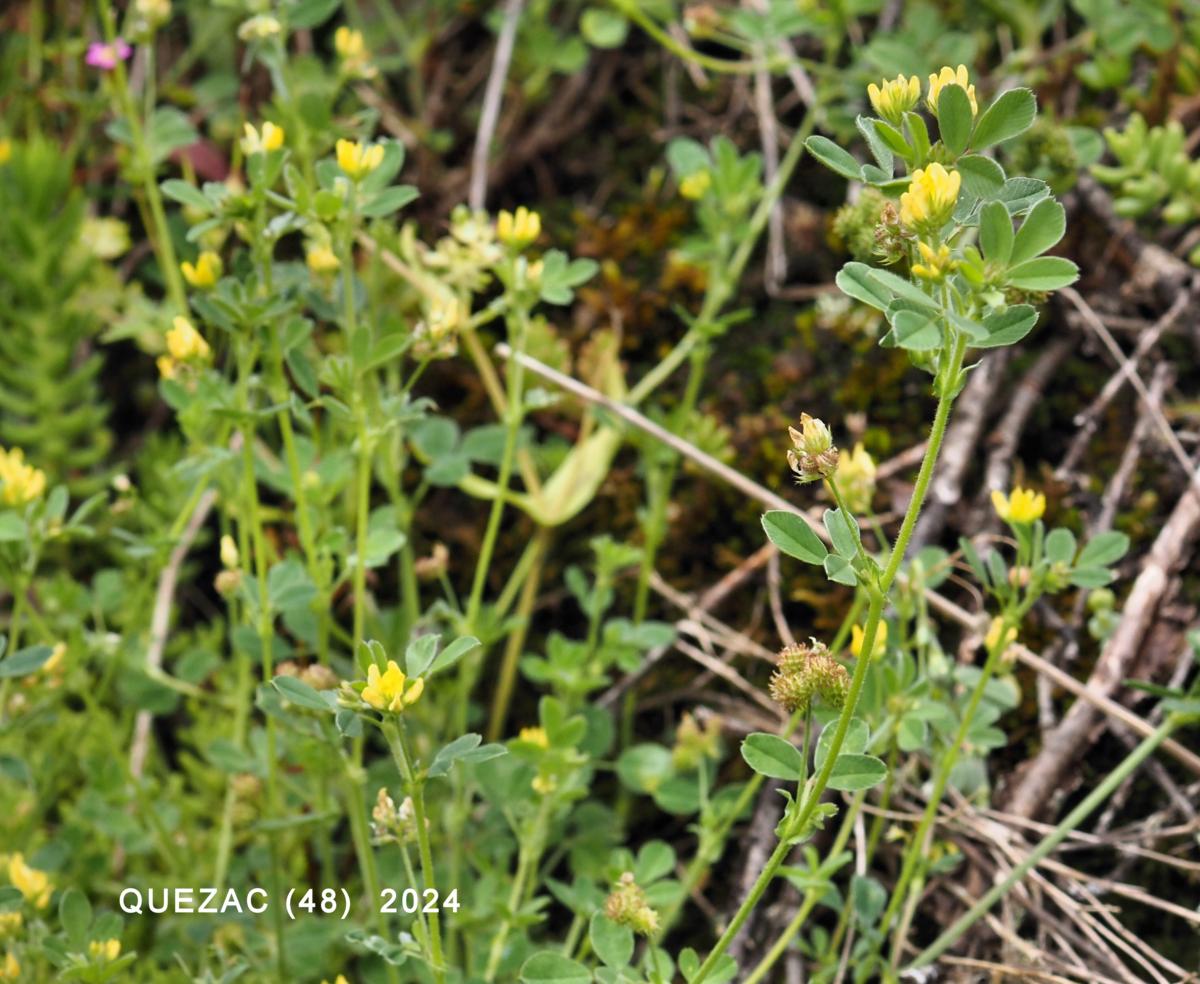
86,39,132,71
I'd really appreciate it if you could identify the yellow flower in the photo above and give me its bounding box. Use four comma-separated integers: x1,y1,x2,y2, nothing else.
850,620,888,660
220,535,240,570
867,74,920,125
0,912,21,939
531,773,557,795
361,660,424,712
786,413,839,483
0,140,11,165
0,950,17,981
984,616,1017,654
910,241,957,281
0,447,47,506
237,13,281,41
838,443,877,514
679,171,711,200
991,486,1045,524
89,938,121,962
926,64,978,116
241,121,284,155
496,207,541,249
517,726,549,748
334,26,377,79
321,977,350,984
898,162,961,231
42,642,66,677
306,244,341,274
80,216,131,259
8,853,51,909
181,250,222,289
165,316,212,363
335,139,385,179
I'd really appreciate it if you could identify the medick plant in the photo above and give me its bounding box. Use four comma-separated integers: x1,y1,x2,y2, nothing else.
688,65,1134,982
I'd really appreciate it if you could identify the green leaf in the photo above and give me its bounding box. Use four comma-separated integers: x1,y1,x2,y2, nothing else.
0,513,28,542
161,179,212,213
855,115,894,174
581,8,629,48
891,310,941,350
867,267,939,309
972,88,1036,150
826,753,888,791
761,511,828,565
996,177,1051,215
428,636,480,675
979,201,1014,265
616,743,673,793
290,0,341,28
520,952,593,984
823,509,859,559
272,675,334,712
836,262,891,310
741,733,805,781
823,553,858,586
1011,198,1066,265
1068,567,1114,588
956,154,1006,200
405,633,440,677
59,888,92,949
814,717,868,772
1006,256,1078,291
360,185,419,218
936,84,974,156
0,645,53,679
428,733,483,777
1044,528,1077,565
871,119,912,159
1077,531,1130,568
903,111,931,164
805,136,863,181
589,914,633,968
975,305,1038,348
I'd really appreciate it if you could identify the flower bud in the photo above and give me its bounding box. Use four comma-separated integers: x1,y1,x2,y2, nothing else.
787,414,839,484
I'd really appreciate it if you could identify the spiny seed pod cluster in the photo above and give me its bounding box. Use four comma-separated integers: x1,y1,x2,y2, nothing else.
603,873,659,937
768,640,850,714
787,414,839,484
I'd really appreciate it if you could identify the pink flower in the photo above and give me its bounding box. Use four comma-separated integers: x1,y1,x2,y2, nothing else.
86,39,132,71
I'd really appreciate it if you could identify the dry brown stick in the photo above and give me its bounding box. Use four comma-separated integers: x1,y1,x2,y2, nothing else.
467,0,524,209
745,0,786,292
1004,467,1200,819
1058,289,1189,479
130,486,219,779
765,549,795,647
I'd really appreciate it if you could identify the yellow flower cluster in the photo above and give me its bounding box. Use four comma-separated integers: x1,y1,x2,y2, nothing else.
496,207,541,249
361,660,424,712
306,243,341,275
0,913,20,939
0,951,16,982
991,486,1046,524
336,139,384,180
180,250,222,289
838,443,877,513
867,74,920,125
787,413,839,483
926,64,978,116
241,121,284,155
850,619,888,660
679,170,711,200
898,162,960,232
89,939,121,962
984,616,1018,654
7,853,52,909
334,26,377,79
910,241,958,281
517,726,549,748
157,316,212,380
0,447,46,506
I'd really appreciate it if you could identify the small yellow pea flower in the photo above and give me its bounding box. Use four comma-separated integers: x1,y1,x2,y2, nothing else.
238,13,281,41
991,486,1045,524
496,206,541,249
838,443,877,514
867,74,920,126
361,660,424,712
321,977,350,984
984,616,1017,654
531,773,557,795
0,139,11,165
910,241,957,281
306,244,341,274
7,853,52,909
165,316,212,363
1,950,18,981
220,535,240,570
926,64,978,116
898,162,960,231
180,250,222,289
335,139,385,180
679,171,711,200
0,447,47,506
42,642,66,677
850,620,888,660
89,939,121,962
334,26,377,79
787,413,839,483
241,121,284,156
517,726,549,748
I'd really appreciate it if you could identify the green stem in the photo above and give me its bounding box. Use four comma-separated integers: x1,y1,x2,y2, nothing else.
905,716,1181,971
484,797,552,980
